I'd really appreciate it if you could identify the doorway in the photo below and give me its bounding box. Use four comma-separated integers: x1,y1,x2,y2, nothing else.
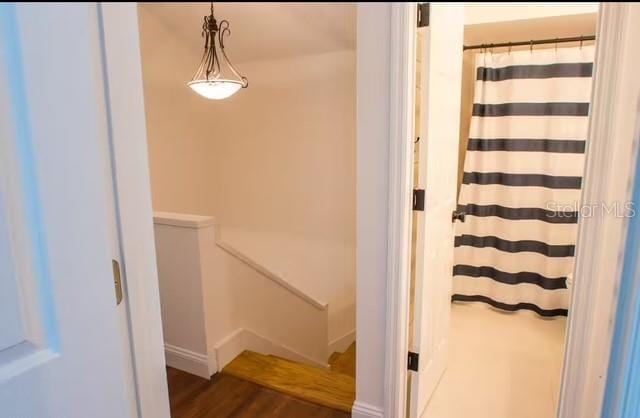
135,3,357,416
408,5,597,418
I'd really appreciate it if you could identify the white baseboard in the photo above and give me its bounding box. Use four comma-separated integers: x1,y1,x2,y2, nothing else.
214,328,327,371
164,343,211,379
328,329,356,353
352,401,384,418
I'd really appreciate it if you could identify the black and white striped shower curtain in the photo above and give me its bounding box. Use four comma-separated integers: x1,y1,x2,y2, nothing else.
453,46,595,317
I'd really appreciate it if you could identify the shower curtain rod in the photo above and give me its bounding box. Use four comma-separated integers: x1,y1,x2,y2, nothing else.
463,35,596,51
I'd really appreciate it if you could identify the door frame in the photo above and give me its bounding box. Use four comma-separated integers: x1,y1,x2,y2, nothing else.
558,4,640,418
383,3,640,418
383,3,417,418
98,4,170,418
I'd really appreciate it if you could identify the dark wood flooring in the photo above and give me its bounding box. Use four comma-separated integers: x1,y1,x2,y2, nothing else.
167,367,351,418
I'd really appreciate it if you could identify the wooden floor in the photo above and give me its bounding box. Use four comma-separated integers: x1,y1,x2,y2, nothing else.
167,367,350,418
222,350,355,412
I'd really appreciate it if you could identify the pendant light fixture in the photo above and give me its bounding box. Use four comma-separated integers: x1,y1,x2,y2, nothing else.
187,2,248,100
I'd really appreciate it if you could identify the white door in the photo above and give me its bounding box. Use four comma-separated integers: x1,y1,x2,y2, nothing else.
409,4,464,418
0,4,137,417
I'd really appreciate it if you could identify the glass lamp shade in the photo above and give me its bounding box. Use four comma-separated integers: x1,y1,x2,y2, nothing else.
187,79,244,100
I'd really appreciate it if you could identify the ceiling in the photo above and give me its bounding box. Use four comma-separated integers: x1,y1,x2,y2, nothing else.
139,4,596,64
464,13,598,48
138,3,356,64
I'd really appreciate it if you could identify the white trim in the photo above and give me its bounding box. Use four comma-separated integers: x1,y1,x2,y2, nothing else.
214,328,327,371
99,4,170,418
328,329,356,354
216,239,329,310
164,344,211,380
559,4,640,418
384,4,416,418
352,401,385,418
153,212,215,229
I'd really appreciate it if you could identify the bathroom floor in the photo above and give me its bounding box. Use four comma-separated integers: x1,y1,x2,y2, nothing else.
423,303,566,418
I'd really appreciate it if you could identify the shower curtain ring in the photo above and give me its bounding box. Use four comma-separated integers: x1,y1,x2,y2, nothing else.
530,40,534,53
508,43,512,55
580,36,584,49
555,38,559,52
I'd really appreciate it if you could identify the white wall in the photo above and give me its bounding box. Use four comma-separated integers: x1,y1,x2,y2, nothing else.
154,213,330,377
464,3,598,25
154,217,212,377
354,3,391,417
137,7,356,343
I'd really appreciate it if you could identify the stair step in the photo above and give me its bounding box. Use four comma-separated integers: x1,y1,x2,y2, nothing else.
330,342,356,377
328,351,341,366
222,350,355,412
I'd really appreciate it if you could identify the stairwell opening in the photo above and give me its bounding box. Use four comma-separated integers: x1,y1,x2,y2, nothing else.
136,3,358,416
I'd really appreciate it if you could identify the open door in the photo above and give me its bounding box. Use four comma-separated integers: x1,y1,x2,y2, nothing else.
409,4,464,418
0,4,140,417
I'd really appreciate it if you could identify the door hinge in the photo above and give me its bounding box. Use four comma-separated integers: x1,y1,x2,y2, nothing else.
112,259,124,305
408,351,420,371
413,189,425,211
417,3,430,28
